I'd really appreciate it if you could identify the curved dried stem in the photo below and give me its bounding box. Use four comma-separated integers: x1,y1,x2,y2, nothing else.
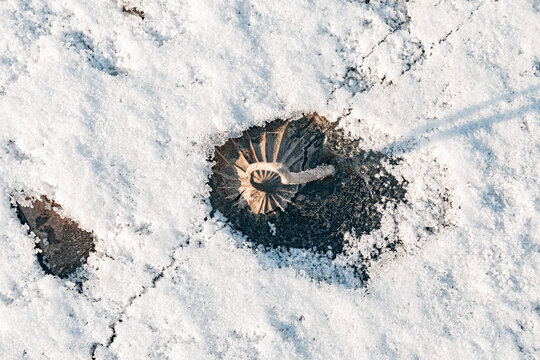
246,162,335,185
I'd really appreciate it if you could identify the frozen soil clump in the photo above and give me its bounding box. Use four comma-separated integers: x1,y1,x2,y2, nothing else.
209,114,408,263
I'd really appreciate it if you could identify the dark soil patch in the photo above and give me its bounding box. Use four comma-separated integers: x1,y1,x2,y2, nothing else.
209,115,408,274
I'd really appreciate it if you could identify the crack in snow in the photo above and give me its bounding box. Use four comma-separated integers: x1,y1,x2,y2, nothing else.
90,242,187,358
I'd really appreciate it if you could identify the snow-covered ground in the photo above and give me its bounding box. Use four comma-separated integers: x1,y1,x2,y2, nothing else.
1,0,539,358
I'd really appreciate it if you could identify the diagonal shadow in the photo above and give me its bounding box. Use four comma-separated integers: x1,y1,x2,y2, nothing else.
378,85,540,155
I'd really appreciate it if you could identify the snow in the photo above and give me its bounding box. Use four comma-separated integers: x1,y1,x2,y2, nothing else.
1,0,539,359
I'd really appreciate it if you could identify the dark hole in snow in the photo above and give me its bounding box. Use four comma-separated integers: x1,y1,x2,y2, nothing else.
14,196,95,278
209,114,408,279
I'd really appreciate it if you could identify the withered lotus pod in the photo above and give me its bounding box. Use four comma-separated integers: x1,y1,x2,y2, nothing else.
212,113,336,214
16,197,95,278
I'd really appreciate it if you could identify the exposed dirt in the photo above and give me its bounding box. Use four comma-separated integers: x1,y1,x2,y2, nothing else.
209,115,408,267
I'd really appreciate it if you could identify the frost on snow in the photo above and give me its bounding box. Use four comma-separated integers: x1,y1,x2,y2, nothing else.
0,0,539,359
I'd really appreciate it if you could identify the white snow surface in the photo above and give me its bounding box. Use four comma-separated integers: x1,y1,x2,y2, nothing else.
1,0,539,359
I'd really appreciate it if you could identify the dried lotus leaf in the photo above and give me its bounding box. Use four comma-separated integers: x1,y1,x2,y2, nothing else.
16,197,95,278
